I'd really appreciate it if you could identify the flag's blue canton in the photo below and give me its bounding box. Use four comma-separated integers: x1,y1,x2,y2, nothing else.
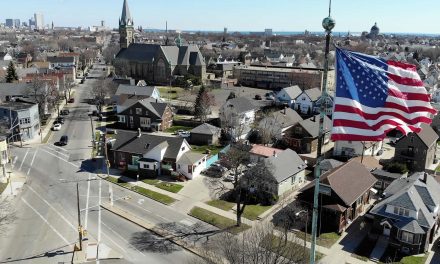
336,48,389,108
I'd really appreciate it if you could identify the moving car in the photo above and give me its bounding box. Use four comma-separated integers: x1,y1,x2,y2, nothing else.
68,98,75,103
52,123,62,131
59,135,68,146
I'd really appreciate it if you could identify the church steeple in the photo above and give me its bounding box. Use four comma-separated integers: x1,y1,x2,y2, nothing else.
119,0,134,49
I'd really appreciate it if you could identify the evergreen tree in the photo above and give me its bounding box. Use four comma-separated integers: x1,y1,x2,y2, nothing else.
5,61,18,83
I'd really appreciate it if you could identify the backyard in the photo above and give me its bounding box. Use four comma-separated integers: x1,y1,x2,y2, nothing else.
206,199,272,221
191,145,224,155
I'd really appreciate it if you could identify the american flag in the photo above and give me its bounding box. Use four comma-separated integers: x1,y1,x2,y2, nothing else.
331,48,437,141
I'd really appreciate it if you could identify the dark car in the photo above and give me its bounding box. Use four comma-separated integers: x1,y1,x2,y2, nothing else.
59,135,68,146
60,109,69,115
68,98,75,103
80,79,85,84
254,94,262,100
56,117,65,124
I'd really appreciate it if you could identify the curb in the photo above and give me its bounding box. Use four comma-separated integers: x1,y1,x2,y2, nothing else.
100,203,206,260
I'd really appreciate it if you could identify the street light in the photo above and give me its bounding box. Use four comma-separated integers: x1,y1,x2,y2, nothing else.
296,209,309,262
7,171,12,195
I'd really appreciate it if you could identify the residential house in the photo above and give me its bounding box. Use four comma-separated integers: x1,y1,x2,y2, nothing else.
219,97,257,140
261,148,307,196
46,56,76,78
293,87,321,114
283,114,332,154
249,144,283,163
258,107,303,141
117,99,172,131
394,123,438,172
369,172,440,255
189,123,221,146
276,85,302,107
0,101,40,141
0,136,8,182
320,159,343,174
333,141,383,158
0,52,12,61
109,130,206,178
371,168,407,195
114,84,161,111
313,93,334,116
16,53,32,67
430,108,440,137
298,160,377,233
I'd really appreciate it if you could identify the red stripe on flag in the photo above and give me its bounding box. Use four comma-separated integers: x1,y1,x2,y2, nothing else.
333,119,427,131
388,73,424,87
388,88,431,102
387,60,417,72
334,104,436,119
384,102,437,115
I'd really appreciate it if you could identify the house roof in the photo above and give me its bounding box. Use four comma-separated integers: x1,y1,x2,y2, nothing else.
178,152,206,165
264,148,306,183
111,130,186,160
280,85,302,100
320,159,344,172
190,123,221,135
304,88,321,102
47,56,75,63
298,114,332,138
351,156,383,171
395,219,425,234
371,168,404,180
115,84,157,97
222,97,256,114
0,83,33,97
0,101,37,111
416,123,438,147
301,160,377,206
249,144,283,158
370,172,440,229
120,99,168,118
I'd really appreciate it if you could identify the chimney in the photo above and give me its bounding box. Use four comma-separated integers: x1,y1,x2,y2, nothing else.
156,98,158,103
422,172,428,183
137,128,142,138
311,115,316,122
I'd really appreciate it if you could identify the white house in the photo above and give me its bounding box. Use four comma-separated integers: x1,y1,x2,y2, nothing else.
333,140,383,157
313,94,334,116
220,97,256,140
294,88,321,114
276,85,302,107
0,52,12,61
176,152,207,179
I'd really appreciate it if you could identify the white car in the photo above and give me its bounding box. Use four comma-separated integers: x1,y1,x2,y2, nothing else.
52,123,62,131
178,131,190,138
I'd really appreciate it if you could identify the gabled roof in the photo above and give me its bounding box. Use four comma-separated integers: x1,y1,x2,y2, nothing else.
249,144,283,158
395,219,425,234
0,83,33,97
111,130,186,160
116,44,160,62
304,88,321,102
264,148,306,183
416,123,438,147
222,97,256,114
320,159,343,172
47,56,75,63
298,114,332,138
178,152,206,165
301,160,377,206
115,84,158,97
120,99,168,118
190,123,221,135
279,85,302,100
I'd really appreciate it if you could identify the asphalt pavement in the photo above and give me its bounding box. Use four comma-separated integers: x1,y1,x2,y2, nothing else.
0,63,203,264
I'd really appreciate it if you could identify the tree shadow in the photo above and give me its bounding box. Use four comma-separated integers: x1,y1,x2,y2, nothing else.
129,231,180,254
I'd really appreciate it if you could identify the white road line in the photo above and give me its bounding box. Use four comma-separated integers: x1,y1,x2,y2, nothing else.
101,222,146,256
43,145,70,158
28,185,77,231
22,198,70,244
45,144,70,153
84,174,91,230
27,149,38,175
18,148,29,171
102,232,127,253
39,148,79,168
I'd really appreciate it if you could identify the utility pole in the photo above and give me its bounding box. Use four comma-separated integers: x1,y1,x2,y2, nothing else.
97,178,102,263
76,182,83,251
310,1,335,263
89,114,95,143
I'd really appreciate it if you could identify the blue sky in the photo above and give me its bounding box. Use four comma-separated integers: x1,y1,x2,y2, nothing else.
2,0,440,34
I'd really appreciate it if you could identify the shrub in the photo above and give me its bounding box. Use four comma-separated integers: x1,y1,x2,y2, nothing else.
384,162,409,174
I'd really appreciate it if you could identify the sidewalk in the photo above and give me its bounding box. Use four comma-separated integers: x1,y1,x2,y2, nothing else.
0,170,26,200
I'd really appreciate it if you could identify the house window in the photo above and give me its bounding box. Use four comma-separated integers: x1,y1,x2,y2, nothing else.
401,231,414,244
410,135,414,143
136,108,142,115
129,116,134,126
178,164,181,169
140,117,151,127
118,115,126,123
181,146,186,151
132,156,140,166
19,118,30,125
393,206,410,217
144,164,149,169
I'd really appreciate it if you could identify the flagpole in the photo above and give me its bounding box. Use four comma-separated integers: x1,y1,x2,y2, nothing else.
310,1,335,263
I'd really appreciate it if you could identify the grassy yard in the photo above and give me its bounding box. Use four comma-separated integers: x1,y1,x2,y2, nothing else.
154,182,184,193
261,235,324,262
164,125,193,134
158,87,184,100
0,182,8,195
242,204,272,220
206,200,235,211
191,145,224,155
189,206,250,234
292,230,340,248
436,163,440,172
142,179,160,185
104,176,176,205
398,254,428,264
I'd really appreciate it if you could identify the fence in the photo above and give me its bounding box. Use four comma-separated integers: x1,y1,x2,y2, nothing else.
205,145,230,167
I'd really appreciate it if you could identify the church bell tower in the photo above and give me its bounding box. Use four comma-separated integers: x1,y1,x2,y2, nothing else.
119,0,134,49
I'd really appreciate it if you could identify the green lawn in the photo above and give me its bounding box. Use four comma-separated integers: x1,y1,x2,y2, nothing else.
206,200,235,211
154,182,184,193
158,87,184,100
104,176,176,205
261,234,324,262
191,145,224,155
189,206,250,234
0,182,8,195
436,164,440,172
142,179,160,185
164,126,193,134
292,230,340,248
242,204,272,220
399,254,428,264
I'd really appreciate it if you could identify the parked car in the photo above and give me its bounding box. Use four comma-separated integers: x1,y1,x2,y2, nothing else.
178,131,190,138
68,98,75,103
56,117,65,124
59,135,69,146
60,110,69,115
52,123,62,131
80,79,85,84
254,94,262,100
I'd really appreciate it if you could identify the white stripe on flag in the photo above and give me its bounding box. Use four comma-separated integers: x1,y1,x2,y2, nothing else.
332,125,414,136
387,65,420,80
332,112,432,126
388,81,426,94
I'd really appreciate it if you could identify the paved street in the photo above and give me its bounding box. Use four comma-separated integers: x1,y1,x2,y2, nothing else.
0,64,204,264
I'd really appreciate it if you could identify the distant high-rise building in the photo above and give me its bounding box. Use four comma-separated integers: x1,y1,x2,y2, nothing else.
264,28,273,37
34,13,44,30
29,17,35,28
22,22,28,27
223,27,227,42
14,19,20,28
5,19,13,28
101,20,105,27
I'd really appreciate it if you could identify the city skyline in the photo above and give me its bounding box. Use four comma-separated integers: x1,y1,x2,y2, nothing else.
0,0,439,34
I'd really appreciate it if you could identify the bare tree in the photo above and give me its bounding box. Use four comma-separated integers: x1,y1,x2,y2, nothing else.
189,222,305,264
0,200,16,235
26,76,51,116
257,110,286,145
102,43,120,64
91,78,117,112
113,59,131,77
